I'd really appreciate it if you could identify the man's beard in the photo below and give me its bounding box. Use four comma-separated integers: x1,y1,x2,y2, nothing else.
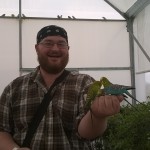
37,54,69,74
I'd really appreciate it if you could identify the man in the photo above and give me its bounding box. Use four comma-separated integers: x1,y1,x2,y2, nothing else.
0,25,123,150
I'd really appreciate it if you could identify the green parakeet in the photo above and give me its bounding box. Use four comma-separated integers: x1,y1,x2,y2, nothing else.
85,80,103,125
85,81,103,110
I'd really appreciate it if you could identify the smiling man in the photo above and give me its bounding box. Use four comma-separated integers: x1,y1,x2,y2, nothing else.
36,26,69,75
0,25,123,150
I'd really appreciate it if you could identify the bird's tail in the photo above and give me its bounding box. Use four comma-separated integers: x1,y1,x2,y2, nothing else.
125,91,145,106
123,98,139,111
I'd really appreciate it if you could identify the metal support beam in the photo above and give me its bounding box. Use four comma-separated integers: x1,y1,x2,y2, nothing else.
126,0,150,18
127,23,150,63
126,19,136,105
104,0,128,20
19,0,22,76
20,67,131,72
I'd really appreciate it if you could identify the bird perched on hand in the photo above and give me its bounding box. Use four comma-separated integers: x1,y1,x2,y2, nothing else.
100,77,134,95
85,76,143,111
85,76,145,125
85,80,103,125
85,81,103,109
100,77,144,106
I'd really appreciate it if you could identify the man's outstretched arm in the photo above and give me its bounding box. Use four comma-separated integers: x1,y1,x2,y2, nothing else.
78,95,123,139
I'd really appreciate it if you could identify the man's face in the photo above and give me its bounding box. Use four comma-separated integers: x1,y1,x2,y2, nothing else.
35,35,69,74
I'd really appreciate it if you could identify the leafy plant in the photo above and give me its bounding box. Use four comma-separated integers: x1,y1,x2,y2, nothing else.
92,102,150,150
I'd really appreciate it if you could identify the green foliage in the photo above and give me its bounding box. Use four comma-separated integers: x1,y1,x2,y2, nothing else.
92,102,150,150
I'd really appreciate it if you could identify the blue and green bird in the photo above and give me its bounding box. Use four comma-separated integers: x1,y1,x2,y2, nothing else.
100,77,143,105
85,77,142,110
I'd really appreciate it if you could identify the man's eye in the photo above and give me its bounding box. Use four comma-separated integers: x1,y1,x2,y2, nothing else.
58,43,67,46
45,43,53,45
58,43,64,46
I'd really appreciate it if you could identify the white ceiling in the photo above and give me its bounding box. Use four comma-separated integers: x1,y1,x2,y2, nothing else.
0,0,124,19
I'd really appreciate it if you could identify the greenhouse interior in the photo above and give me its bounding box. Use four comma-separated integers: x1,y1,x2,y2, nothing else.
0,0,150,103
1,0,150,149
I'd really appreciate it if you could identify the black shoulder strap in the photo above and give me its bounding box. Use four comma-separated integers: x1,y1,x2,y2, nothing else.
22,70,70,147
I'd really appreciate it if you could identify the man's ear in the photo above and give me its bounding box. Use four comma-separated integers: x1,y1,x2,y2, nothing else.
35,44,38,53
68,46,70,50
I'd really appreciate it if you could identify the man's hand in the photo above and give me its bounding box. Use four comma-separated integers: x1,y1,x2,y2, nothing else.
91,95,124,118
